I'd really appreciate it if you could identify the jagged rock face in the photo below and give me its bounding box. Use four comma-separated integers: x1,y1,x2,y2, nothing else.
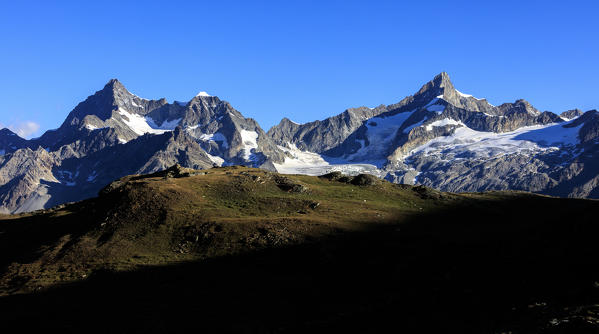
267,72,599,199
573,110,599,144
0,147,59,213
181,95,285,166
269,72,563,162
560,109,584,120
267,106,388,153
0,80,285,213
0,128,216,214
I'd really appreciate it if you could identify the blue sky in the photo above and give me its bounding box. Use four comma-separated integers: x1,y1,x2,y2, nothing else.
1,0,597,138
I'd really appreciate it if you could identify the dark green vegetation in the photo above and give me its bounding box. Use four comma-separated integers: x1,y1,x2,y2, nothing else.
1,166,599,333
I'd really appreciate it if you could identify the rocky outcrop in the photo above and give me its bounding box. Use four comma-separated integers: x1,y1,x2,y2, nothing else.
268,106,388,153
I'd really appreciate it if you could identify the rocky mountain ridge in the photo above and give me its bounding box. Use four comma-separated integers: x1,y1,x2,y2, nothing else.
0,80,285,213
1,73,598,213
269,72,599,198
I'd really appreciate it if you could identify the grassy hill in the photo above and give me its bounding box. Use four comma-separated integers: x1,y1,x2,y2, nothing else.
1,165,599,333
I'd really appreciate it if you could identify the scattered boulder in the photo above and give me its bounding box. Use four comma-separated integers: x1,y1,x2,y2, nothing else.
99,177,133,196
338,176,354,183
320,171,381,186
274,176,308,193
412,185,443,199
350,174,381,186
158,164,199,178
99,164,201,196
319,171,343,181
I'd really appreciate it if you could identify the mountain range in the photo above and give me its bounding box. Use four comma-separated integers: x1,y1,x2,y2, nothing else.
1,73,598,213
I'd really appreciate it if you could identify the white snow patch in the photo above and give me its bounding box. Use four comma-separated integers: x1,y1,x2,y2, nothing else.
559,115,580,122
455,89,495,106
275,143,330,170
425,118,462,131
240,129,259,160
403,120,425,133
273,143,382,176
407,120,583,160
85,124,106,131
201,133,229,149
456,89,485,101
118,108,181,136
196,91,211,97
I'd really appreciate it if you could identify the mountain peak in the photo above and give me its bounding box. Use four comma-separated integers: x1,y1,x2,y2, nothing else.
0,128,18,136
431,71,454,90
98,79,132,101
414,72,455,99
104,78,123,88
433,71,451,82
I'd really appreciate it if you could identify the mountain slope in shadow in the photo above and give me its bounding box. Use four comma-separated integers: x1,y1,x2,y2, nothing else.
1,166,599,333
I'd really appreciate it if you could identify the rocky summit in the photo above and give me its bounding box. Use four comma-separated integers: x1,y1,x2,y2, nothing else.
1,73,599,213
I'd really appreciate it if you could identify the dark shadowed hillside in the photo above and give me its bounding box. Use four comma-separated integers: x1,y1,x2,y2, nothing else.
1,166,599,333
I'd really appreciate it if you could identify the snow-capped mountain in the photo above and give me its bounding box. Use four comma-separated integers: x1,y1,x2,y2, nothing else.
0,79,285,213
1,73,598,213
269,73,599,198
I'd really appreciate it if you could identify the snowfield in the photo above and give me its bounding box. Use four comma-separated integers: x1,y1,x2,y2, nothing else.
407,120,583,160
118,108,181,136
273,118,584,180
240,129,259,161
273,143,383,176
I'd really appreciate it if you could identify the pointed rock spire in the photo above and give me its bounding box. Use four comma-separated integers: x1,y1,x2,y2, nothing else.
413,72,455,100
432,71,453,88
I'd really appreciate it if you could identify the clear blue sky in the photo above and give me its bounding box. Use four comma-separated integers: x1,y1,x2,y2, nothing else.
1,0,597,138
